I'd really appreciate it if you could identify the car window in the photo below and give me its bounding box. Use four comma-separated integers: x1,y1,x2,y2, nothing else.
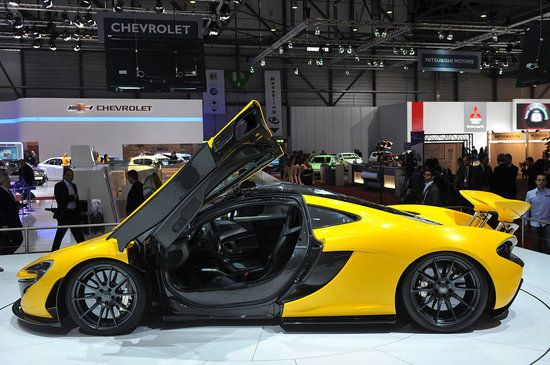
312,157,324,164
307,205,358,229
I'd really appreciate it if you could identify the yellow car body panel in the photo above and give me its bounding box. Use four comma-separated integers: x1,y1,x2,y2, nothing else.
282,195,522,318
17,234,127,319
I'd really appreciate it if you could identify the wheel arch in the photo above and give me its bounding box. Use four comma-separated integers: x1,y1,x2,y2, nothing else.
394,250,496,318
54,257,152,325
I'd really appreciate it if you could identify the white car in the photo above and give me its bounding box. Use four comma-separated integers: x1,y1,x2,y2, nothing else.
37,157,70,180
128,156,171,171
335,152,363,168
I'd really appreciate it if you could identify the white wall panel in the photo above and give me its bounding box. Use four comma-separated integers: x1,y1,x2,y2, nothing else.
338,108,351,153
314,108,325,153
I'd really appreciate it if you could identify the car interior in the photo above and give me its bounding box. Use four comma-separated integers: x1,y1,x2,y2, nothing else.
164,201,303,290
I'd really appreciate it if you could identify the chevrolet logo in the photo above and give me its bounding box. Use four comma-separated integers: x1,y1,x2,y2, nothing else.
67,104,93,112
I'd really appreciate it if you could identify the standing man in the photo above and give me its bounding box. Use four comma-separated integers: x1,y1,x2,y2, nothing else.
126,170,145,216
62,153,70,168
472,152,492,191
456,155,473,190
525,174,550,254
0,170,23,259
52,168,85,251
505,153,519,199
421,169,441,206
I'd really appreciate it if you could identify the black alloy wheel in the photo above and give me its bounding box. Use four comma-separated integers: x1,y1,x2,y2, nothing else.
401,252,488,332
65,260,147,335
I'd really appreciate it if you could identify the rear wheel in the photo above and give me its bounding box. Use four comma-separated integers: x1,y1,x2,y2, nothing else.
401,253,488,332
65,260,147,335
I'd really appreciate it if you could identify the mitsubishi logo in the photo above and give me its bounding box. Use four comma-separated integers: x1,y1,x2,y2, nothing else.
67,104,93,112
469,105,482,124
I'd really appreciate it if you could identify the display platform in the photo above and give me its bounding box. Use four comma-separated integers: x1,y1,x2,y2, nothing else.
0,248,549,365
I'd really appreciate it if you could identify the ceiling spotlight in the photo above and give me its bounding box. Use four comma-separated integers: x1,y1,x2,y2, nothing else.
307,59,312,65
387,9,393,14
79,0,91,8
62,30,72,41
352,26,358,32
84,11,95,26
403,65,408,70
74,13,84,28
355,54,360,61
401,47,407,55
492,33,498,42
498,68,503,75
291,0,298,10
42,0,53,9
502,58,509,67
338,46,344,54
279,46,284,54
381,29,387,37
347,46,353,54
207,21,220,36
8,0,20,6
409,48,415,55
72,32,80,41
373,60,378,66
345,69,350,75
481,13,487,18
379,60,384,67
113,0,124,12
49,39,57,51
62,11,71,25
374,28,380,37
287,41,293,49
190,0,196,3
155,0,164,14
447,30,453,41
219,3,231,21
74,41,81,52
271,26,277,32
13,16,23,29
249,66,254,73
437,30,444,40
32,39,41,49
294,67,299,75
316,58,323,66
392,47,398,55
32,26,41,39
314,26,320,36
12,29,23,39
367,61,372,67
260,58,266,67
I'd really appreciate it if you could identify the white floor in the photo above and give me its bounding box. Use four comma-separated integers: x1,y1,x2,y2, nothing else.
0,248,549,365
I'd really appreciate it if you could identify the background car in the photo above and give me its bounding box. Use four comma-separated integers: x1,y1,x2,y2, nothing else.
13,101,525,337
38,157,70,180
128,155,171,171
310,154,337,175
2,159,48,185
335,152,363,168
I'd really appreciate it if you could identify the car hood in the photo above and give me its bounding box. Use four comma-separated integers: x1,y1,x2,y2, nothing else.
109,100,283,251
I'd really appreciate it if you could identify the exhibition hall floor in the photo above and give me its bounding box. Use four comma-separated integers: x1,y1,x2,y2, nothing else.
1,248,549,365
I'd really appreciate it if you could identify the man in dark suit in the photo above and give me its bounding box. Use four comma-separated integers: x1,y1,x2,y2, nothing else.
456,155,473,190
505,153,519,199
471,152,492,191
52,168,85,251
0,170,23,258
126,169,145,216
422,169,441,206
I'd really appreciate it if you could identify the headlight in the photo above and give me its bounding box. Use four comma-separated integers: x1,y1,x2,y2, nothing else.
25,260,53,281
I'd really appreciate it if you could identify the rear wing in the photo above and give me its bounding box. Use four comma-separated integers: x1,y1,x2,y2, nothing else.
460,190,531,234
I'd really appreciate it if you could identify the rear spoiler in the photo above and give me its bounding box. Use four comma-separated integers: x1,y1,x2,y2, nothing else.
460,190,531,234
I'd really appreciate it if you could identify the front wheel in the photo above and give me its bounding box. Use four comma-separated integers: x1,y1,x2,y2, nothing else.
65,259,147,335
401,252,488,333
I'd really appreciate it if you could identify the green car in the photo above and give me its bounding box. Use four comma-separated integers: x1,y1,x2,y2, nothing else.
310,154,337,175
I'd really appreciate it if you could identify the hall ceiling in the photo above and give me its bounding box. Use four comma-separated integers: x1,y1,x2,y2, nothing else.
1,0,549,72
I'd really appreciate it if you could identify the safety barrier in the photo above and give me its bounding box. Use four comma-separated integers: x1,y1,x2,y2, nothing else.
0,222,118,254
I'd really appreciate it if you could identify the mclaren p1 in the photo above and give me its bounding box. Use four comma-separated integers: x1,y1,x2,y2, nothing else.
13,101,528,335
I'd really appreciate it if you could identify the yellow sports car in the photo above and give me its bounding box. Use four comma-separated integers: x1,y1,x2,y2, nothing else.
13,101,528,335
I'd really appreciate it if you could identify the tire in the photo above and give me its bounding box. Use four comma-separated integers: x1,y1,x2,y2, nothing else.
400,252,488,333
65,259,147,336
